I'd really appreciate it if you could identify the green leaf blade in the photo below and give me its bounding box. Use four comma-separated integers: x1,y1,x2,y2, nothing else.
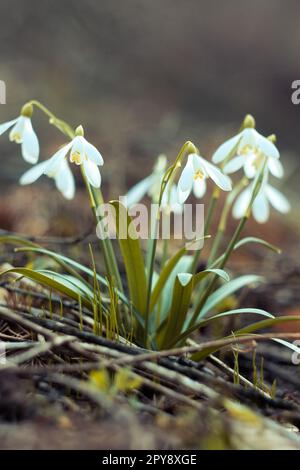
110,200,147,315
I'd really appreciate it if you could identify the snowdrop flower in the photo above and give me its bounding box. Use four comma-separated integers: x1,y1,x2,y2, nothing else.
125,154,183,213
39,125,103,189
125,154,167,207
0,103,39,163
148,155,169,203
212,116,283,179
20,156,75,200
67,125,103,188
161,184,183,214
232,177,290,224
177,153,232,203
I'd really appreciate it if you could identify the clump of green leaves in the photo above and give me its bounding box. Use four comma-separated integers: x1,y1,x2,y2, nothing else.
0,102,299,361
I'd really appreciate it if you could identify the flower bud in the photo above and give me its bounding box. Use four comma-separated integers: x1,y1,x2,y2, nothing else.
20,103,33,118
75,125,84,137
267,134,276,143
187,141,197,154
242,114,256,129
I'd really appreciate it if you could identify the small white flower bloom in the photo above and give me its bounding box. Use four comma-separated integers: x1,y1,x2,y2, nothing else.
40,125,104,189
0,104,39,163
20,156,75,200
161,184,183,214
68,127,103,188
125,154,183,213
212,126,283,179
177,153,232,203
148,155,168,203
232,178,290,223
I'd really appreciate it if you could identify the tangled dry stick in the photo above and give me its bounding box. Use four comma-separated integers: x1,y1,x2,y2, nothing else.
1,301,300,449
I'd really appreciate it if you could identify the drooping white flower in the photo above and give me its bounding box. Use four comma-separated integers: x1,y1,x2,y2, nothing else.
212,120,283,179
38,125,103,189
20,156,75,200
148,155,168,203
232,177,290,224
0,104,39,163
68,126,103,188
177,153,232,203
161,184,183,214
125,154,183,213
125,154,167,206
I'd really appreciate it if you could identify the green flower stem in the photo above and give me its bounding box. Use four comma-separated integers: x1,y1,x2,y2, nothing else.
191,121,245,276
207,177,248,266
192,182,235,310
189,214,248,327
144,141,197,347
155,180,175,328
144,215,159,347
159,167,177,269
189,186,220,275
189,167,266,327
29,100,123,292
91,186,123,292
161,141,197,195
29,100,74,139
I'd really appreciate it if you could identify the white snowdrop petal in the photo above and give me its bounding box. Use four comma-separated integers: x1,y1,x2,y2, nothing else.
70,136,85,164
19,161,49,185
267,157,284,178
258,134,280,159
252,190,270,223
0,118,18,136
232,187,252,219
178,160,194,192
83,159,101,188
125,175,155,207
85,140,104,165
223,155,245,174
154,155,168,173
160,188,169,208
265,184,290,214
169,185,179,205
45,142,73,175
202,160,232,191
21,118,39,163
193,178,206,198
190,154,204,172
244,154,257,179
177,186,191,204
241,128,258,148
161,185,183,213
55,160,75,200
172,203,184,214
169,185,184,214
9,116,26,142
212,133,241,164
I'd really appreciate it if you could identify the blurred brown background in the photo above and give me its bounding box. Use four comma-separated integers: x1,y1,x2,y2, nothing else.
0,0,299,234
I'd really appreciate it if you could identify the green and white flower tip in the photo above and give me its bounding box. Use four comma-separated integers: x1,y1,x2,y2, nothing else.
233,173,290,224
177,153,232,203
0,103,39,164
212,114,283,180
